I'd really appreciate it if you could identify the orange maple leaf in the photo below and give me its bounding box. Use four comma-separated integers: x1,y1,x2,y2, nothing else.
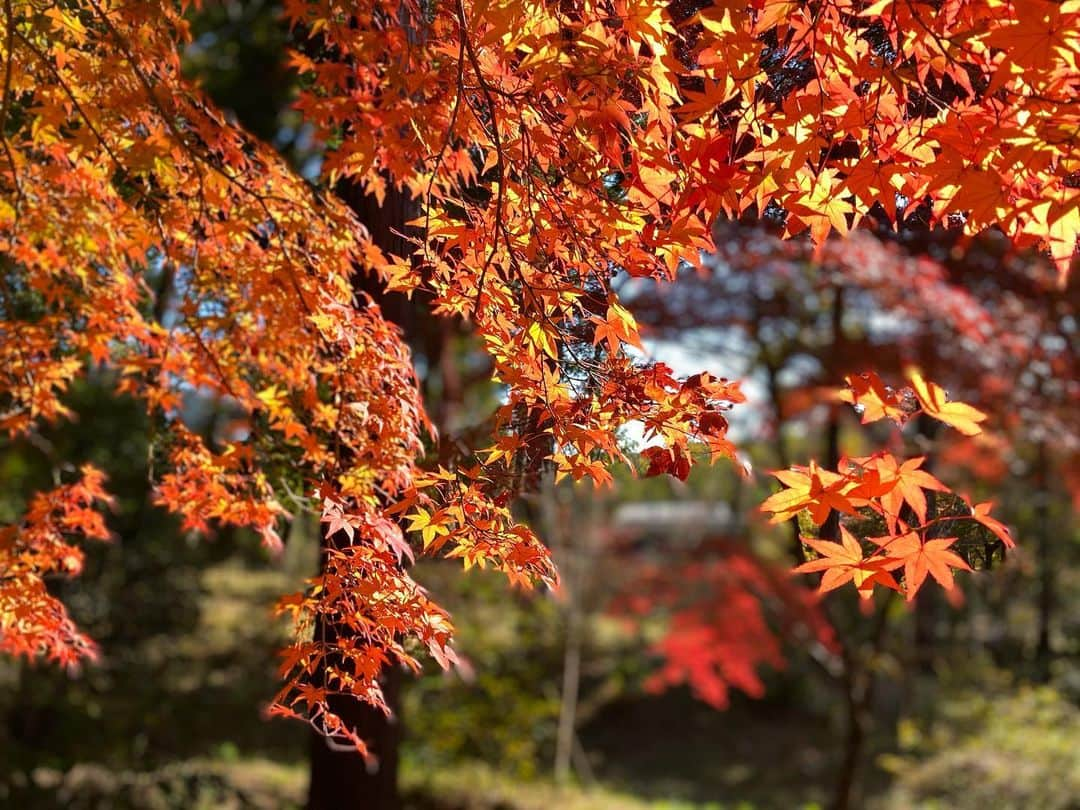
869,455,949,532
907,369,987,436
591,302,644,354
794,526,901,600
968,499,1016,548
870,532,972,600
761,461,859,525
837,371,910,425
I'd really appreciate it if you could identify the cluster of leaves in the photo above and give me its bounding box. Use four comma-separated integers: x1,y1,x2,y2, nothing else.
763,369,1013,600
292,0,1080,280
613,544,835,709
1,0,1076,754
0,0,437,751
0,465,113,666
632,220,1078,523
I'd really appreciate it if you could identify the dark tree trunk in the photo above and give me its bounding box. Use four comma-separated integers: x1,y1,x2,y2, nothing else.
764,359,805,564
306,650,403,810
823,284,864,810
821,399,863,810
305,182,418,810
830,654,865,810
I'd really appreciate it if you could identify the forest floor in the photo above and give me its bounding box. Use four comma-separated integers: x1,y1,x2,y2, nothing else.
6,559,1076,810
13,755,799,809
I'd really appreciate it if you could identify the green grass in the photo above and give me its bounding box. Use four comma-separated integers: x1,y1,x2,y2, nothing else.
402,760,767,809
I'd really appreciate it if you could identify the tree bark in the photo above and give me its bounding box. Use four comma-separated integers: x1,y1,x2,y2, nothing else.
822,286,863,810
306,615,403,810
830,647,865,810
553,482,595,784
911,414,943,674
305,182,418,810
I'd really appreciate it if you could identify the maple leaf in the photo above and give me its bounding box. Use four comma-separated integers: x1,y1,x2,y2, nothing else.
526,322,559,361
405,508,452,550
761,461,858,525
791,169,856,244
968,499,1016,548
591,302,644,354
871,455,949,532
794,526,901,600
838,371,911,425
936,159,1008,228
642,444,691,481
869,532,972,600
907,369,987,436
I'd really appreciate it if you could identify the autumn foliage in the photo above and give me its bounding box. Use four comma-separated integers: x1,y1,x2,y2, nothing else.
1,0,1076,754
613,543,836,709
760,369,1013,598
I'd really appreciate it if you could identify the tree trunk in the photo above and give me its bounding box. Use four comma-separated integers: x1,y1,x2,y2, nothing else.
306,616,403,810
819,399,863,810
305,182,418,810
912,414,942,674
823,286,862,810
830,652,865,810
552,482,596,784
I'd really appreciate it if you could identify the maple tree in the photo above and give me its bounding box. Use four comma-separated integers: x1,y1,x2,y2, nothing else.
1,0,1078,795
627,220,1077,808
